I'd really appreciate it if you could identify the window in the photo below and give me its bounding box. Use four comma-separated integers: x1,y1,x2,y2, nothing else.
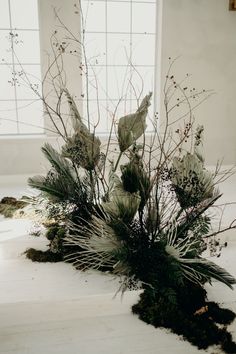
0,0,43,136
81,0,157,134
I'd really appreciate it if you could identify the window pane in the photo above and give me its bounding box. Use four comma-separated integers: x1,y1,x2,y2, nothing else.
129,66,154,99
86,99,108,133
107,98,133,121
107,66,154,102
132,34,155,66
107,66,131,100
10,0,39,29
13,30,40,64
107,34,130,65
0,31,14,63
0,64,15,99
129,99,139,112
14,64,41,99
84,66,107,100
0,0,10,28
18,99,44,134
129,67,155,130
0,100,17,134
132,3,156,34
81,0,105,32
81,0,157,134
0,0,42,136
107,2,130,33
85,33,106,66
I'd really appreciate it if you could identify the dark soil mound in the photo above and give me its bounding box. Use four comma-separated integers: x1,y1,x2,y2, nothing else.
132,285,236,353
24,248,63,263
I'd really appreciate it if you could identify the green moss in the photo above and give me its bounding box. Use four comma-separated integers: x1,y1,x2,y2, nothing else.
57,227,66,238
132,287,236,353
24,248,63,262
45,226,59,241
45,225,66,241
0,197,28,218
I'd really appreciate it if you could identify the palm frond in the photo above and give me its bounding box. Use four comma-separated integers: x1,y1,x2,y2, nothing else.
64,215,129,274
42,143,77,183
28,175,65,200
29,144,90,203
171,152,215,208
182,258,236,290
165,220,236,289
175,192,221,239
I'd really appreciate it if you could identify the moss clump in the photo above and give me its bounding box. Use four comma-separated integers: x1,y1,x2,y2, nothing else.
46,225,66,254
24,248,63,262
24,226,67,263
132,286,236,353
45,226,60,241
0,197,27,218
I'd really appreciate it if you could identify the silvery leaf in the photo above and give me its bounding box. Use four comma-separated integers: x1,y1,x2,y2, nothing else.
118,92,152,152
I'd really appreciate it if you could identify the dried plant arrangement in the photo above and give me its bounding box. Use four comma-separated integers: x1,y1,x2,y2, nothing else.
25,71,236,352
2,6,236,353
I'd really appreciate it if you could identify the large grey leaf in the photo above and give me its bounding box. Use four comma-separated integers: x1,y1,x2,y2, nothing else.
64,89,84,132
64,90,101,170
118,92,152,152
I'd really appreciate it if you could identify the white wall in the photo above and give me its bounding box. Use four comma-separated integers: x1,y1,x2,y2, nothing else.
160,0,236,165
38,0,82,136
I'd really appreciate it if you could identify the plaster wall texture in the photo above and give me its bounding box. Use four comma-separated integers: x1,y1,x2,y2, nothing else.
160,0,236,165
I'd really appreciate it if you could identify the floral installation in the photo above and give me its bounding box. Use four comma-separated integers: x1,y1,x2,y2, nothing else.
25,74,236,352
1,6,236,352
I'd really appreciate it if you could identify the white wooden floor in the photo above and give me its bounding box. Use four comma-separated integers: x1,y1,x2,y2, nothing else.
0,173,236,354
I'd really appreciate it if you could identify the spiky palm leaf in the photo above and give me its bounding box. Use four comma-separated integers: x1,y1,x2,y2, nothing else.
172,192,221,241
183,259,236,289
165,222,236,289
28,172,81,202
103,191,140,223
121,156,151,211
64,214,129,274
42,143,77,184
28,175,65,201
29,143,89,203
171,152,215,208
